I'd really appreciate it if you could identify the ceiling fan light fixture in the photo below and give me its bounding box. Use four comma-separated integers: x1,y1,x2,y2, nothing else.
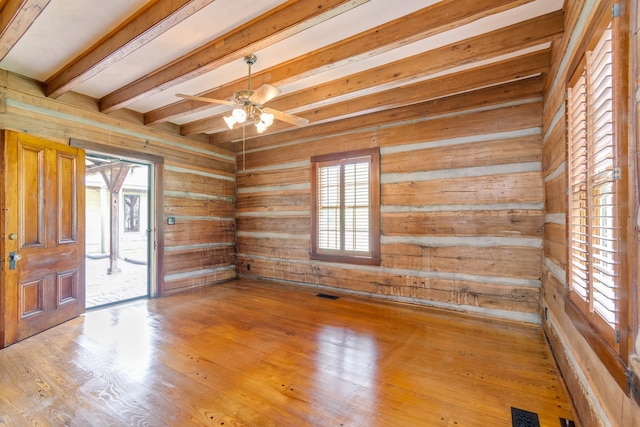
223,115,236,129
255,121,268,133
260,111,274,126
255,110,275,133
178,54,308,135
232,107,247,123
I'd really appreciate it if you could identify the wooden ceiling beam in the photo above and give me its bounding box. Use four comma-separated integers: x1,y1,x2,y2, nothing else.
0,0,51,61
275,52,550,131
207,10,563,143
98,0,370,114
86,161,131,175
44,0,216,99
267,11,563,113
235,77,544,157
185,49,550,137
144,0,534,125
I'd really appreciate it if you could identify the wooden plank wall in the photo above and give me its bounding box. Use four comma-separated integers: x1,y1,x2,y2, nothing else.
540,1,640,426
0,71,237,295
236,76,546,324
162,164,236,293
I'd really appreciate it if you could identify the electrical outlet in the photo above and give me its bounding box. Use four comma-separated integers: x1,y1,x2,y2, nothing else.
247,264,251,271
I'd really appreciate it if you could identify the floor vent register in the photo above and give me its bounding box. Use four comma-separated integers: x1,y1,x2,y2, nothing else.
511,407,576,427
316,293,339,300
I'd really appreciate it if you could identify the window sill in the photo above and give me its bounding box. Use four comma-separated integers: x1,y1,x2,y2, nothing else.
310,253,381,266
564,297,627,391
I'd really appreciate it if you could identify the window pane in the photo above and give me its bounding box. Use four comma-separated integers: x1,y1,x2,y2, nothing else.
591,180,616,328
587,25,616,330
318,207,339,250
345,207,369,251
319,165,340,207
344,161,370,252
318,165,341,250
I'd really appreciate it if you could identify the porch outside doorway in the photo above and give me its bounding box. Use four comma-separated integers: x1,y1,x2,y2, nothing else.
85,155,150,308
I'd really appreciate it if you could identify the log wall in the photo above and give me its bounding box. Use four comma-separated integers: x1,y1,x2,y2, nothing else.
0,71,237,295
236,77,546,323
162,165,236,293
540,1,640,426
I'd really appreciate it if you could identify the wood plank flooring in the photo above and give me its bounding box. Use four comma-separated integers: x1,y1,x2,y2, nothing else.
0,279,576,426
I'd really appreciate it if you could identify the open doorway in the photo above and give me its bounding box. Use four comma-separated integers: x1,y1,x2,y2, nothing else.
84,154,151,308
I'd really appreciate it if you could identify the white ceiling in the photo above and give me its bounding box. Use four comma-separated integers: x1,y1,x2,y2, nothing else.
0,0,564,143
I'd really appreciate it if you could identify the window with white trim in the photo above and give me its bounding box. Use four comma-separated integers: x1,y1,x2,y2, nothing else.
311,148,380,265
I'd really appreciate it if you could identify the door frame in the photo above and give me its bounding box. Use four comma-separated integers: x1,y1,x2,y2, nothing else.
70,138,165,297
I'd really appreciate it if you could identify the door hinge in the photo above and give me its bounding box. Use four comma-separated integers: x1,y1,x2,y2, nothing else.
616,330,620,343
614,167,622,180
612,3,620,17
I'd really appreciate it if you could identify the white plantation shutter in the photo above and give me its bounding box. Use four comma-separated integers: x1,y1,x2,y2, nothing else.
318,164,341,250
316,156,371,254
311,148,380,264
567,23,618,346
588,26,617,332
344,161,370,252
568,71,589,303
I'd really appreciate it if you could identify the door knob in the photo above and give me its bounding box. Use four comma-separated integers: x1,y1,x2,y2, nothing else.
8,233,17,240
8,252,21,270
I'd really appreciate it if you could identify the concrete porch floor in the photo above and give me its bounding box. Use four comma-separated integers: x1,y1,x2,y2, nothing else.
85,256,148,308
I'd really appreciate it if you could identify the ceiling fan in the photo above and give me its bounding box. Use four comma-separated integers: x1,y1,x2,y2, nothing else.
177,54,309,133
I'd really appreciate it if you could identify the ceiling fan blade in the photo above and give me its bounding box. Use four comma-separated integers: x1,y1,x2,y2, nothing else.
249,84,281,105
263,107,309,127
176,94,236,106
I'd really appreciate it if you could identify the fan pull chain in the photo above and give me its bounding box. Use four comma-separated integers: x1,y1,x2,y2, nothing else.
242,122,246,171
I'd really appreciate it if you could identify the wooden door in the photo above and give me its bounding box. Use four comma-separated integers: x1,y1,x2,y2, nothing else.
0,131,85,347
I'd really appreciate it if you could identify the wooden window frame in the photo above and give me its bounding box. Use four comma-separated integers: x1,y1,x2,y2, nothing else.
564,1,631,391
310,148,380,266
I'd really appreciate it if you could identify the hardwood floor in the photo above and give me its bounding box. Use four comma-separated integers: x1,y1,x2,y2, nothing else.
0,279,576,426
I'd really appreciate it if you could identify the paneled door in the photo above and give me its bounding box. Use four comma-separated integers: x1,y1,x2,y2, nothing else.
1,131,85,347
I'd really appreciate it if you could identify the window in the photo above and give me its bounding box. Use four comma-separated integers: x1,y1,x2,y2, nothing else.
123,194,140,232
311,148,380,265
566,4,629,389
